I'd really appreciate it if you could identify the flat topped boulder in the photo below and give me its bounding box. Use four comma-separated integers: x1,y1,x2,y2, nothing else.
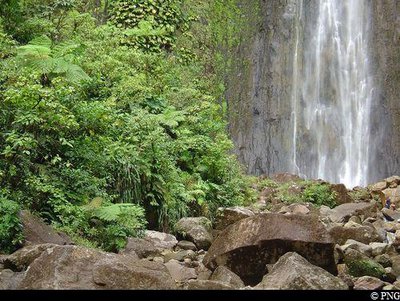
16,245,175,289
214,207,255,231
328,202,377,223
203,213,336,285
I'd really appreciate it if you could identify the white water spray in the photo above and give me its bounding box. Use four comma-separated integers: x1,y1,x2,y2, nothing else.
291,0,374,188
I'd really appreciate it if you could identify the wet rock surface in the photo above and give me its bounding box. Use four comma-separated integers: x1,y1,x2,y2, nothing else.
203,213,337,285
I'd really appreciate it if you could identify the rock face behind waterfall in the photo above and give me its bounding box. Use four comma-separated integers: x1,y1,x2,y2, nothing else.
226,0,400,184
203,213,337,285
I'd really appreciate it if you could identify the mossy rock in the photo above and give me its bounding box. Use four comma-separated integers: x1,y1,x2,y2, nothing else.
345,258,386,279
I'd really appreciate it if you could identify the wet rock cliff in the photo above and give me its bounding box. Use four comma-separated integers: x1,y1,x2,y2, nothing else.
226,0,399,185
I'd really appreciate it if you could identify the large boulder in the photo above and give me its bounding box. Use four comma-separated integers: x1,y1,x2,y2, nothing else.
370,242,390,257
19,210,72,246
0,269,24,289
340,239,372,257
375,254,392,268
255,252,347,290
195,263,212,281
330,184,353,205
385,176,400,188
16,245,175,289
370,181,388,192
214,207,255,231
344,249,386,279
120,237,161,259
278,203,311,215
120,231,178,259
328,202,378,223
203,213,337,285
288,203,311,215
144,230,178,250
382,187,400,206
209,266,245,288
164,259,197,283
328,224,381,245
176,240,197,251
381,208,400,222
353,276,385,290
4,243,57,271
175,217,213,250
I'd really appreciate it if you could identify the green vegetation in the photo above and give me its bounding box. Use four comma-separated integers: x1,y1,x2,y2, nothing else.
301,183,337,208
0,195,23,253
345,258,386,279
253,177,338,208
0,0,250,253
348,188,371,203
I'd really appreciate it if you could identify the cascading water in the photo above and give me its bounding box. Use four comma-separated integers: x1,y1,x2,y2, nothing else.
291,0,374,188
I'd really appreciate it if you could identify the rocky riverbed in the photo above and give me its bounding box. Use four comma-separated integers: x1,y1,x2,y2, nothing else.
2,174,400,290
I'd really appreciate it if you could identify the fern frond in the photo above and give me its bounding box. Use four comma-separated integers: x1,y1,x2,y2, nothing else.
17,45,51,58
52,57,72,73
16,36,90,85
29,35,52,48
85,197,104,210
52,41,84,58
63,63,91,83
26,58,55,74
94,204,140,222
158,108,185,128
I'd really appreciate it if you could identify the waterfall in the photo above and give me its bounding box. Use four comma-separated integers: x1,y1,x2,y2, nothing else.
292,0,374,188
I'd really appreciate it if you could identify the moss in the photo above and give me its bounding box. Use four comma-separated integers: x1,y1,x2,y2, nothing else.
346,258,386,279
348,189,372,202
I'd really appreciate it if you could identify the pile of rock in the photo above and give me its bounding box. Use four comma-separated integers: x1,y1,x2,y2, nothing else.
2,174,400,290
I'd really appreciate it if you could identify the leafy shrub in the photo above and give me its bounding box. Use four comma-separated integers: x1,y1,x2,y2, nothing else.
0,0,249,251
54,200,147,252
0,196,23,253
109,0,190,51
301,183,337,208
88,202,147,251
16,35,90,85
275,182,302,204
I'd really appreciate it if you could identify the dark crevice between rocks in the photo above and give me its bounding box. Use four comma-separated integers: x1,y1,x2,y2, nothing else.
217,240,337,286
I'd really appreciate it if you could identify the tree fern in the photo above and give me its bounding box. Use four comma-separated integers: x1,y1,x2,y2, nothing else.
83,199,146,230
94,204,128,222
16,35,90,85
93,202,142,220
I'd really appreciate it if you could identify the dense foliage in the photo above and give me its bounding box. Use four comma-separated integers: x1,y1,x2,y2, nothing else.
301,183,337,208
0,195,23,253
0,0,250,253
256,178,338,209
